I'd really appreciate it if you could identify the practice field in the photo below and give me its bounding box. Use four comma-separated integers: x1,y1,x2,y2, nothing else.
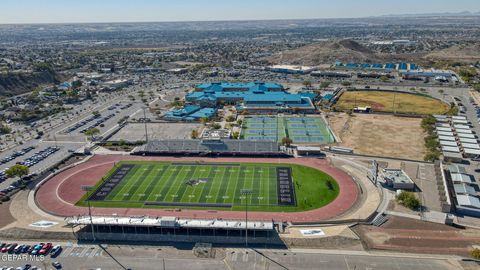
334,91,449,115
241,116,335,144
77,161,339,212
328,113,427,160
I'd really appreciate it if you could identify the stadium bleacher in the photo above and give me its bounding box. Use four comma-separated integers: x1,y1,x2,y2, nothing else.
134,139,285,156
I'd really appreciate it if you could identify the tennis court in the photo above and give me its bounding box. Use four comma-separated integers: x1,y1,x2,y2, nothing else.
241,116,335,144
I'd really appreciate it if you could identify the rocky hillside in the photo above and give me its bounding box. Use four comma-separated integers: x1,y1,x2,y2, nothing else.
423,43,480,63
0,70,62,97
266,39,379,65
267,39,480,67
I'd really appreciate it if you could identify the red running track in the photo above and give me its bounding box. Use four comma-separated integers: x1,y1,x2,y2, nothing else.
35,155,359,223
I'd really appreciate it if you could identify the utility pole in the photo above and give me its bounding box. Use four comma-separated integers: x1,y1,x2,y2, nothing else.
240,189,252,247
53,134,58,149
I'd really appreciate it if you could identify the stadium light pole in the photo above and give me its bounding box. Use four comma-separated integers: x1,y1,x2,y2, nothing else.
143,107,149,143
392,93,396,114
83,185,96,241
240,189,252,247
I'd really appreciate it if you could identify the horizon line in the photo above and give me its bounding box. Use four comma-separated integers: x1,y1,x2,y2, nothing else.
1,12,479,26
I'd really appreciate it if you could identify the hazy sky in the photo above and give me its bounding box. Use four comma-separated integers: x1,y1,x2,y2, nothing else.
0,0,479,24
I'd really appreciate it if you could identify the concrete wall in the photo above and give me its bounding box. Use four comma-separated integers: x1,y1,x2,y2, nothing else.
76,232,284,245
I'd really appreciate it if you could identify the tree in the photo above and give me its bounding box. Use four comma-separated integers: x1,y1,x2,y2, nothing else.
424,150,441,162
6,164,29,178
446,103,459,116
396,191,421,210
421,115,436,134
92,111,100,117
231,131,240,139
303,80,312,88
72,80,83,89
212,123,222,130
191,129,199,139
471,248,480,259
226,115,236,122
0,124,11,135
85,128,100,141
341,81,352,86
473,84,480,92
200,117,209,125
281,137,293,147
320,81,331,88
380,75,389,82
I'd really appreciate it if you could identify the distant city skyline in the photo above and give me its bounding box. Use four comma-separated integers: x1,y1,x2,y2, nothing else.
0,0,479,24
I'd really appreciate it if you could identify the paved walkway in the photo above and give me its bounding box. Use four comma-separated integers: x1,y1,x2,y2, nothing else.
35,155,360,222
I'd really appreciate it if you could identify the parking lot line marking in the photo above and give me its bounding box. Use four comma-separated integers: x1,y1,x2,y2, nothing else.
60,247,73,257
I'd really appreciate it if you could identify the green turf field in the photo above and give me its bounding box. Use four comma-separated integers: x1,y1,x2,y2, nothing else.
77,161,340,212
334,91,449,115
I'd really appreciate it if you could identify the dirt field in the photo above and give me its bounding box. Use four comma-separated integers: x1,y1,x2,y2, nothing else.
353,216,480,256
335,91,449,115
0,201,14,229
328,113,427,160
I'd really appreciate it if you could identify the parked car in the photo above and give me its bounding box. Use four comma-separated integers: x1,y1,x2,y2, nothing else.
39,243,52,255
51,261,62,269
7,243,17,253
50,245,62,258
14,244,24,253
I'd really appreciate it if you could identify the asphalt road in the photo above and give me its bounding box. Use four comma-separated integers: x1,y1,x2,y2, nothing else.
0,244,462,270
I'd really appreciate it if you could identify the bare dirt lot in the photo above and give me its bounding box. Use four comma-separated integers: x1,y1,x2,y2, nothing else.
0,200,14,229
353,216,480,256
327,113,427,160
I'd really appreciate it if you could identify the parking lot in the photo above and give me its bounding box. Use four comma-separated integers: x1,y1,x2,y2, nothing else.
0,241,64,270
61,103,134,136
109,122,202,142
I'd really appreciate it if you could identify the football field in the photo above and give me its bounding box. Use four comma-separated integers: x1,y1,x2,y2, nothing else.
78,161,340,212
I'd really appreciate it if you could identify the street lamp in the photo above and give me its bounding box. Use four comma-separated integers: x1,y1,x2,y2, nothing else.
240,189,253,247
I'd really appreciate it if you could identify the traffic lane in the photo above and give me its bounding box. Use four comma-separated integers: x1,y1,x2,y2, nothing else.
0,255,227,270
226,250,459,270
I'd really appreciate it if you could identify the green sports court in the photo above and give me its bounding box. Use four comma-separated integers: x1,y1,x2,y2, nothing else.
241,116,336,144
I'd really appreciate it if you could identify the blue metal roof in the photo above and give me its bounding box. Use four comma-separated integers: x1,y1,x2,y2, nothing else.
190,108,216,119
196,82,283,91
244,93,302,102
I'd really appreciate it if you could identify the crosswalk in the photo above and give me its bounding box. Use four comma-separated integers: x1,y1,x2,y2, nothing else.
227,248,286,263
60,246,102,258
228,249,252,263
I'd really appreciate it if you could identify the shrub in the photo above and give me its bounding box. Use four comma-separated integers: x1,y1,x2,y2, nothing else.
471,248,480,259
396,191,421,210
